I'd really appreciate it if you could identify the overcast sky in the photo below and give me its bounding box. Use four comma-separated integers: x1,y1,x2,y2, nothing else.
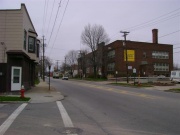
1,0,180,67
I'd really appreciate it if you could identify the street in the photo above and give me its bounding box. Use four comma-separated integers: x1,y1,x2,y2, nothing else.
0,78,180,135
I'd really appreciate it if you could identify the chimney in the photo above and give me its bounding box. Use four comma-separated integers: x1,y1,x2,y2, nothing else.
152,29,158,44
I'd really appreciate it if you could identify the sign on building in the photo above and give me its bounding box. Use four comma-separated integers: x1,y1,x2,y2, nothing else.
124,50,135,62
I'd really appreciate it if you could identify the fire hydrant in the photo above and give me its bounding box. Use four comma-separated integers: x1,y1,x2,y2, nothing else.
20,85,25,98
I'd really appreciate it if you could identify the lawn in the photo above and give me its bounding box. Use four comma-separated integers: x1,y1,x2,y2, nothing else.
165,88,180,93
0,96,30,102
110,82,153,87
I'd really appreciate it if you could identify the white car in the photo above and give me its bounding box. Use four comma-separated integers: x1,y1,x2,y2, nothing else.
62,76,68,80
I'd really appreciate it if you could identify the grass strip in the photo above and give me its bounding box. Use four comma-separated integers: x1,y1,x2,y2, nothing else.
165,88,180,93
0,96,30,102
110,83,153,87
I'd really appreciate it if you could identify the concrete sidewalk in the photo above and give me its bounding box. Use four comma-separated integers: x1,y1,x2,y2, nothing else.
25,80,64,103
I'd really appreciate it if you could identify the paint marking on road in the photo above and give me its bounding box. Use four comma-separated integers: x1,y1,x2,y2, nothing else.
74,82,157,99
56,101,78,135
0,103,27,135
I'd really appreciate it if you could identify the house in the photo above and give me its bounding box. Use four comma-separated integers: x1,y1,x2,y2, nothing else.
78,29,173,78
0,4,40,93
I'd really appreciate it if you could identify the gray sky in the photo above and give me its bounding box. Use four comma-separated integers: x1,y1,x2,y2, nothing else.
1,0,180,67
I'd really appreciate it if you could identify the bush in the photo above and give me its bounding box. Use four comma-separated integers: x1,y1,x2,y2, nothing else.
35,77,40,85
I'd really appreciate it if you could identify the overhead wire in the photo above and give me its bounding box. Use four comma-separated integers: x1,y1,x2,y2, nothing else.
42,0,47,35
46,0,56,36
110,8,180,42
123,8,180,31
49,0,70,56
47,0,62,46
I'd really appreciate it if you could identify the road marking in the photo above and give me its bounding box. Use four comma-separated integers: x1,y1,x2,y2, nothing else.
0,103,27,135
56,101,78,135
75,82,157,99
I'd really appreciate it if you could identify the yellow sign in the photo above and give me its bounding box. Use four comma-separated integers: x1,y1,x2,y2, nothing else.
124,50,135,62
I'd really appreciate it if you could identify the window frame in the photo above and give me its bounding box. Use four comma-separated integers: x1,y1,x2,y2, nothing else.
152,51,169,59
28,36,36,53
24,30,27,50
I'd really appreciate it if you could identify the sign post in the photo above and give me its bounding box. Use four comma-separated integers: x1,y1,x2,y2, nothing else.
49,66,51,90
133,68,136,85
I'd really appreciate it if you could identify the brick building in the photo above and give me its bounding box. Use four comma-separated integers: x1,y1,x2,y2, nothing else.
78,29,173,78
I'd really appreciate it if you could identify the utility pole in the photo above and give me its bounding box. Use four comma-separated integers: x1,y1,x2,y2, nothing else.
42,35,45,82
65,57,66,74
120,31,130,83
56,60,61,71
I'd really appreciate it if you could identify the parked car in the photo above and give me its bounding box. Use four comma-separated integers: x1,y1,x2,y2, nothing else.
158,75,166,79
62,76,68,80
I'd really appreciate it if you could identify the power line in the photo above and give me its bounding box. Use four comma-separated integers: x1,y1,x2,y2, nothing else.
46,0,56,36
42,0,47,35
44,0,49,33
47,0,62,46
109,8,180,41
159,30,180,38
145,30,180,42
49,0,70,56
123,8,180,31
130,13,179,32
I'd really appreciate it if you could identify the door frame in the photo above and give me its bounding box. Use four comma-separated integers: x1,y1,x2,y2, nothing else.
11,66,22,91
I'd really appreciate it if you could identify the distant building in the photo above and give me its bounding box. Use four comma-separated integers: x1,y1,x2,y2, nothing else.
0,4,40,92
78,29,173,78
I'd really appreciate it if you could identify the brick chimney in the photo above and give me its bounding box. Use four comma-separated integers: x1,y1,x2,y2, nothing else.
152,29,158,44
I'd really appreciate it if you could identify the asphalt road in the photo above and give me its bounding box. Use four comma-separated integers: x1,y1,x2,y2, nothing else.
1,78,180,135
51,78,180,135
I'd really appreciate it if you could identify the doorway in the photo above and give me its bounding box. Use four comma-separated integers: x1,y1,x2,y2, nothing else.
11,66,22,91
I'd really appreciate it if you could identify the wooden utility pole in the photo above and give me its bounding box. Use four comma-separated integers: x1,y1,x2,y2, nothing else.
120,31,130,83
56,60,61,71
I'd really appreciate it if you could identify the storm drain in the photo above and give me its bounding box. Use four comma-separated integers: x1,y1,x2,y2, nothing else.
57,127,83,134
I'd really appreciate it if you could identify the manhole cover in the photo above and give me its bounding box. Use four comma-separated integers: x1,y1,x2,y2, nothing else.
57,127,83,134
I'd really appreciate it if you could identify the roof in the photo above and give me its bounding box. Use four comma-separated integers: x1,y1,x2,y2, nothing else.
21,4,37,36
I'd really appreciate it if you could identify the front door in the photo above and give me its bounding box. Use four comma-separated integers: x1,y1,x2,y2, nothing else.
11,66,22,91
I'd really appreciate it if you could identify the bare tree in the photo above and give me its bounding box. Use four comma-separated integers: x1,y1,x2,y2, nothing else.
38,56,53,78
81,24,110,77
173,63,180,70
65,50,79,77
78,49,89,78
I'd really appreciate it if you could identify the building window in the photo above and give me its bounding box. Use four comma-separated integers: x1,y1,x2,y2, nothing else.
152,51,169,59
154,63,169,71
143,52,146,58
107,62,115,71
28,36,35,53
24,30,27,50
107,50,115,58
36,43,39,57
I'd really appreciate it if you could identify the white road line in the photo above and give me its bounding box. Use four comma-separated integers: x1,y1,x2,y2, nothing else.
0,103,27,135
56,101,78,135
